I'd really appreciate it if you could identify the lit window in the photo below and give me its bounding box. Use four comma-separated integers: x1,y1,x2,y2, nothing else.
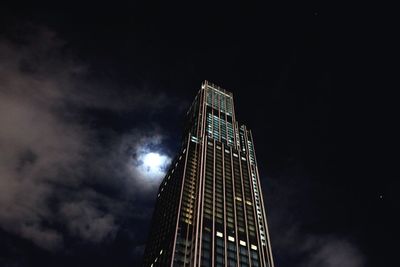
240,240,246,246
228,236,235,242
160,249,163,255
251,245,257,251
216,231,223,237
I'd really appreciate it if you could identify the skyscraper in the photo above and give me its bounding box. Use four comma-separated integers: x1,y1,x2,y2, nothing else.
143,81,274,267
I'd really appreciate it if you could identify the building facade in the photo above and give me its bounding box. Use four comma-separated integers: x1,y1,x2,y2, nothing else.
143,81,274,267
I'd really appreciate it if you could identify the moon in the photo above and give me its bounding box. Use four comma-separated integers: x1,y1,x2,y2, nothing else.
143,152,164,171
136,151,171,181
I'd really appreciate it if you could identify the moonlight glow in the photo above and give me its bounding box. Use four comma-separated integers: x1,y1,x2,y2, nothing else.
136,151,171,181
143,153,164,171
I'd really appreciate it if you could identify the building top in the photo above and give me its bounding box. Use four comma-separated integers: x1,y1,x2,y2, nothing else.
202,80,234,98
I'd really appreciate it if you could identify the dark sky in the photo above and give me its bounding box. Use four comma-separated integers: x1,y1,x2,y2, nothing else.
0,2,396,267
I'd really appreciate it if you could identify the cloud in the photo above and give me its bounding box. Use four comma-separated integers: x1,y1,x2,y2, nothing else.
19,224,63,251
88,129,172,195
0,33,88,248
59,200,118,243
0,25,172,252
269,222,365,267
264,172,366,267
127,134,172,190
303,237,365,267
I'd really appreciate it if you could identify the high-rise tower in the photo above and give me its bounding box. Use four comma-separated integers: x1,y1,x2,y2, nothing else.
143,81,274,267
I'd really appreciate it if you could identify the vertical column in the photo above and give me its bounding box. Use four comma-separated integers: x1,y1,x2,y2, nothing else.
224,146,237,267
214,143,225,266
248,130,274,267
193,85,208,267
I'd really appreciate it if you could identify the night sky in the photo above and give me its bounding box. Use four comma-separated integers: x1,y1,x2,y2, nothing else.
0,2,396,267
